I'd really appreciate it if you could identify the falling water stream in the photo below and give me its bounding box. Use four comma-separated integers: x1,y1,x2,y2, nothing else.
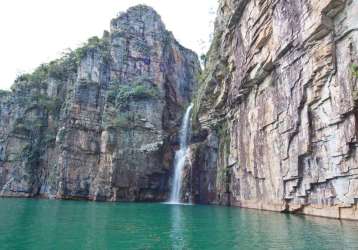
169,104,193,204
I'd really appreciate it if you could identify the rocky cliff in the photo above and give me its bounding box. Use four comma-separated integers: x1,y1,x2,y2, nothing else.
0,5,200,201
1,1,358,221
188,0,358,220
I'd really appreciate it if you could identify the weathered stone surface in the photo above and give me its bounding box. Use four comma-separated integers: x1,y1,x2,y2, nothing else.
0,5,200,201
190,0,358,219
2,1,357,221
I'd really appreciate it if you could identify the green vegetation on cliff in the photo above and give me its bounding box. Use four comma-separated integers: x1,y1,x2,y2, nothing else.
108,82,160,106
352,64,358,78
11,35,110,92
74,35,111,64
0,5,200,203
103,82,159,130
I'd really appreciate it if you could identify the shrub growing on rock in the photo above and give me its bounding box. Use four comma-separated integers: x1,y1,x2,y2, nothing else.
108,82,159,106
352,64,358,78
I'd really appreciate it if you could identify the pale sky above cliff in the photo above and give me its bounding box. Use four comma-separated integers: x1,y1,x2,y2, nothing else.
0,0,218,90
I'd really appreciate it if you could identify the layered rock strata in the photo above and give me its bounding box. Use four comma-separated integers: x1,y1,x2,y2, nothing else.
189,0,358,220
0,5,200,201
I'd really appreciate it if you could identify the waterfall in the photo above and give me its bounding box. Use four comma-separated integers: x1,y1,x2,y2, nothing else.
169,103,193,204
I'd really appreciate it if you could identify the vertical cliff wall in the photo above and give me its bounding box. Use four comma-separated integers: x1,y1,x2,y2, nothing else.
189,0,358,220
0,5,200,201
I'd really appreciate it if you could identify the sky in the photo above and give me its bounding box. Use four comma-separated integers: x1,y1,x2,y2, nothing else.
0,0,218,90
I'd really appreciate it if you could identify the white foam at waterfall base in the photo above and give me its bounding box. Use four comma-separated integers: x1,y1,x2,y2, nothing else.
169,103,193,204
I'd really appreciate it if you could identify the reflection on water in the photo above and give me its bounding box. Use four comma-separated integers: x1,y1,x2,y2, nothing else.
170,205,186,249
0,198,358,250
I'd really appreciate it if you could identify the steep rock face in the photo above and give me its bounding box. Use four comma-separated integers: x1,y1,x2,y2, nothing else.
0,5,200,201
190,0,358,219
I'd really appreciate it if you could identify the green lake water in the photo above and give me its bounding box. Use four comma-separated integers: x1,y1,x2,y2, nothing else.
0,198,357,250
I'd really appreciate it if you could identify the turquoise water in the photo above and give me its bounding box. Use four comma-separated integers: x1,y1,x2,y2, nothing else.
0,199,358,250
